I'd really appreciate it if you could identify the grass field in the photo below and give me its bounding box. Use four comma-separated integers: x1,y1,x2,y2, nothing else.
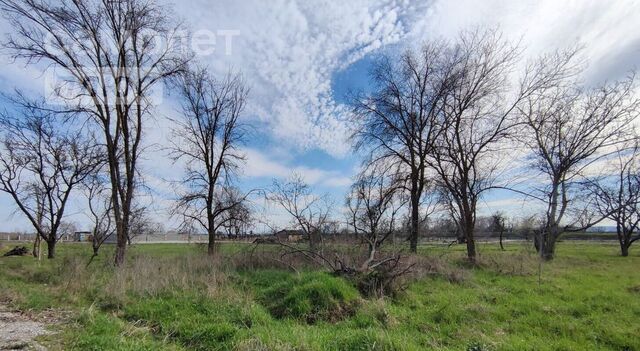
0,241,638,351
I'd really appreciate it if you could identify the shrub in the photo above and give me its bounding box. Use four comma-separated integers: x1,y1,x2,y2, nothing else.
227,246,322,272
258,272,360,323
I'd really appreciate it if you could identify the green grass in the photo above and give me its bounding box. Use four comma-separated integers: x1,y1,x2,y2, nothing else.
0,241,639,350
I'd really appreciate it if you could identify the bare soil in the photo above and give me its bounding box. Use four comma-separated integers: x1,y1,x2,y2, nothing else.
0,304,61,351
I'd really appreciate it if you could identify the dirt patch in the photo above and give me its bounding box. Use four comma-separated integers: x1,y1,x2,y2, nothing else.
0,304,61,351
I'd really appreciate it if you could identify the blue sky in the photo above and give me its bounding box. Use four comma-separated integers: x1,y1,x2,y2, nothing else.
1,0,640,231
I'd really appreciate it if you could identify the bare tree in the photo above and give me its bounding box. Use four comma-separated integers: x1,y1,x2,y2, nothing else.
346,165,405,271
350,41,452,253
0,101,101,258
428,29,573,262
222,197,253,240
520,51,639,259
84,172,114,261
170,67,249,256
490,212,507,251
128,207,164,243
587,144,640,256
268,174,332,253
1,0,189,265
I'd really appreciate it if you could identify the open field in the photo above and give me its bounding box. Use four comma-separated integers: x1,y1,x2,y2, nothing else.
0,241,639,351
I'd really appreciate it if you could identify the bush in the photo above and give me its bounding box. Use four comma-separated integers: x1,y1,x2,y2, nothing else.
258,271,360,323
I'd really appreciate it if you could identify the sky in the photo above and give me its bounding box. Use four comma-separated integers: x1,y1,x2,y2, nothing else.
0,0,639,232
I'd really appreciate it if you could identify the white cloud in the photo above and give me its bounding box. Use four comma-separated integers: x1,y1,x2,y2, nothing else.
171,0,431,157
411,0,640,84
243,148,352,188
1,0,640,231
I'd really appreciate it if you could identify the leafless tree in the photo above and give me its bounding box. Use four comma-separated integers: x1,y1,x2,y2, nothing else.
428,29,574,262
520,50,639,259
128,207,164,243
268,174,332,253
84,172,114,261
587,143,640,256
350,40,454,253
0,99,102,258
346,165,406,271
490,212,507,251
170,67,250,256
222,197,253,239
1,0,189,265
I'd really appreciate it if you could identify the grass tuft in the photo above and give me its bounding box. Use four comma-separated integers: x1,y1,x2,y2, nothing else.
255,271,361,323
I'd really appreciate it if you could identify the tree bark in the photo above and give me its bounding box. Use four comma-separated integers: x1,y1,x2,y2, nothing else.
460,198,477,262
207,231,216,256
409,186,419,253
207,214,216,256
46,240,56,259
538,226,559,260
621,244,629,257
463,214,476,262
309,230,320,253
114,217,127,266
465,234,476,262
32,234,41,258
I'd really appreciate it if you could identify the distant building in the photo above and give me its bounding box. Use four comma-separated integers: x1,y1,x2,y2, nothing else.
74,231,92,242
586,226,617,233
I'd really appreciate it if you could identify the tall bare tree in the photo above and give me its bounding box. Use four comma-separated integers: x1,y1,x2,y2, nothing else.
350,41,451,253
587,144,640,256
0,99,102,258
1,0,189,265
170,67,249,256
429,29,575,262
268,174,332,253
346,165,405,271
520,51,639,259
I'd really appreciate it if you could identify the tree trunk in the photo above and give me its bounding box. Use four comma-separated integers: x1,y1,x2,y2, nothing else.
46,240,56,259
207,228,216,256
499,229,505,251
360,242,376,271
309,230,320,253
463,220,476,262
409,188,419,253
539,181,561,260
113,194,127,266
617,228,630,257
32,234,41,258
207,213,216,256
621,244,629,257
462,205,476,262
539,228,559,260
114,218,127,266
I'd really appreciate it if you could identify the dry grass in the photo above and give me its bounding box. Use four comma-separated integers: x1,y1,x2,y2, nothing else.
476,249,539,276
407,254,469,283
51,253,229,311
107,254,227,298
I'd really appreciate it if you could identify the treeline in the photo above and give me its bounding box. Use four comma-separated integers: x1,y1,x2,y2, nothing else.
0,0,638,270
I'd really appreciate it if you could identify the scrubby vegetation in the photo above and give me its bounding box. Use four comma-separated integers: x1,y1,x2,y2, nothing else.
1,241,639,350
